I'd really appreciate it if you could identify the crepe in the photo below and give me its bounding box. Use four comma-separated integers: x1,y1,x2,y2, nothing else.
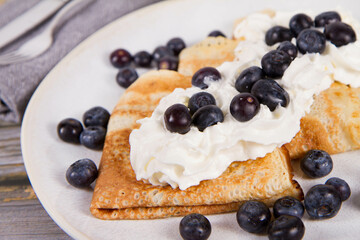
90,70,303,220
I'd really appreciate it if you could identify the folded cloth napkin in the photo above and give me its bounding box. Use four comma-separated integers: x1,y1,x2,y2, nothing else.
0,0,163,124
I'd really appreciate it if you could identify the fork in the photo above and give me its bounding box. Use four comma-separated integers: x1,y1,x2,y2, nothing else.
0,0,90,65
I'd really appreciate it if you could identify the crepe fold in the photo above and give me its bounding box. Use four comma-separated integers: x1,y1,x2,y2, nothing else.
90,70,303,220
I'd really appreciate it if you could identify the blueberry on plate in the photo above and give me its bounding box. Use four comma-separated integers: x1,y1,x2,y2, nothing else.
304,184,342,219
265,26,293,46
208,30,226,38
157,55,179,71
289,13,313,36
192,105,224,131
188,92,216,115
66,158,98,188
80,126,106,150
300,149,333,178
57,118,83,144
273,196,305,219
230,93,260,122
191,67,221,89
268,215,305,240
314,11,341,27
277,41,298,60
261,50,292,78
83,106,110,129
236,200,271,234
109,48,132,68
325,177,351,201
133,51,153,68
166,37,186,56
116,67,138,88
235,66,265,93
251,79,290,111
152,46,174,63
179,213,211,240
164,104,192,134
296,29,327,54
324,22,357,47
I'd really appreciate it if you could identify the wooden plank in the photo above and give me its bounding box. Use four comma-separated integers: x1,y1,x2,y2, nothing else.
0,125,23,166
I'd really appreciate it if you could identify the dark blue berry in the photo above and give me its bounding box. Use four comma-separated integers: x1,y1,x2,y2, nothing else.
133,51,152,68
116,67,138,88
57,118,83,144
188,92,216,115
300,149,333,178
325,177,351,201
261,50,292,78
166,37,186,56
192,105,224,131
268,215,305,240
304,184,342,219
83,106,110,129
179,213,211,240
208,30,226,38
289,13,313,36
157,55,179,71
192,67,221,89
265,26,293,46
110,48,132,68
273,196,305,219
251,79,290,111
296,29,326,54
235,66,265,93
80,126,106,150
152,46,174,63
236,200,271,234
230,93,260,122
315,11,341,27
164,104,192,134
324,22,357,47
66,158,98,188
277,41,298,60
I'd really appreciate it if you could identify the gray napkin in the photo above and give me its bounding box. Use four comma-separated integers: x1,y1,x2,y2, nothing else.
0,0,163,124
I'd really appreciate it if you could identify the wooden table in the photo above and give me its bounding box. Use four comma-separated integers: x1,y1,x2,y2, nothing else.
0,125,71,239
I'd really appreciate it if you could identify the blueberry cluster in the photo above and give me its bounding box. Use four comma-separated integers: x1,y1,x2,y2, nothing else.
109,37,186,88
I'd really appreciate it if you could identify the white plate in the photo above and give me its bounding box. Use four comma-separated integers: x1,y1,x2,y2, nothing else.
21,0,360,239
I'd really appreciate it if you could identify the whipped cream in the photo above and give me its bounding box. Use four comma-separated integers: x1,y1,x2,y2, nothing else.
130,10,360,190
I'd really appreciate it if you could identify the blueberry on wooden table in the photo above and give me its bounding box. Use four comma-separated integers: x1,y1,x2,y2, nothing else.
300,149,333,178
277,41,298,60
235,66,265,93
273,196,305,219
157,55,179,71
109,48,132,68
57,118,83,144
152,46,174,63
80,126,106,150
164,104,192,134
265,26,293,46
236,200,271,234
314,11,341,27
192,105,224,131
66,158,98,188
261,50,292,78
230,93,260,122
325,177,351,201
191,67,222,89
116,67,138,88
83,106,110,129
133,50,153,68
188,92,216,115
289,13,313,36
179,213,211,240
296,29,326,54
268,215,305,240
166,37,186,56
208,30,226,38
324,22,357,47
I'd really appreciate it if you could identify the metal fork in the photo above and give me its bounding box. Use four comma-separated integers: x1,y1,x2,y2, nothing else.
0,0,89,65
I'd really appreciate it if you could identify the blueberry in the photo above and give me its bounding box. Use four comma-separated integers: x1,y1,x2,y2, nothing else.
152,46,174,63
116,67,138,88
208,30,226,38
188,92,216,115
236,200,271,234
251,79,290,111
133,51,152,68
314,11,341,27
325,177,351,201
57,118,83,144
164,104,192,134
80,126,106,150
166,37,186,56
66,158,98,188
273,196,305,219
110,48,132,68
324,22,357,47
265,26,293,46
157,55,179,71
296,29,326,54
268,215,305,240
235,66,265,93
261,50,292,78
191,67,221,89
192,105,224,131
179,213,211,240
289,13,313,36
300,149,333,178
277,41,298,60
83,106,110,129
230,93,260,122
304,184,342,219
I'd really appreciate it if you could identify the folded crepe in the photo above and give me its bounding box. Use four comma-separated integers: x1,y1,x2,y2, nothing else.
90,70,303,220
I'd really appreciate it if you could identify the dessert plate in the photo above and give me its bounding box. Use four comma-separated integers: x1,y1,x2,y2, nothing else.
21,0,360,239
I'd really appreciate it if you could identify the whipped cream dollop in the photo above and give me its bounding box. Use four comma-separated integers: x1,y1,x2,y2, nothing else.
130,9,360,190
